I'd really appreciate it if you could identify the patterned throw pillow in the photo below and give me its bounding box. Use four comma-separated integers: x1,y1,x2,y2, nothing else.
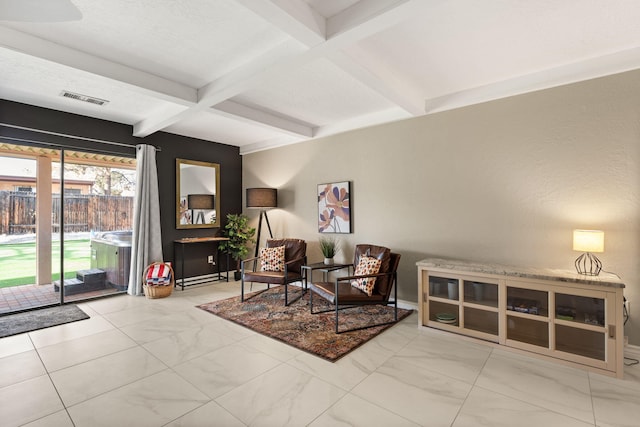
351,255,382,296
260,246,285,272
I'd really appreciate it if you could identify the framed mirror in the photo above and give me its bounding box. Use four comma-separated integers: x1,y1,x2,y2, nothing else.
176,158,220,229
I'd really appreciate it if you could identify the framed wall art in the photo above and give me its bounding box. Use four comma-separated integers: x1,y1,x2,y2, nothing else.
318,181,351,233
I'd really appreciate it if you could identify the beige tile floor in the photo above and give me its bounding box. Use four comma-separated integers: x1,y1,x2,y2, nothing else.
1,280,639,427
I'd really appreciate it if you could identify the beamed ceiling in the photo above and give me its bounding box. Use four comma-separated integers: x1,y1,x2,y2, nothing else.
2,0,640,154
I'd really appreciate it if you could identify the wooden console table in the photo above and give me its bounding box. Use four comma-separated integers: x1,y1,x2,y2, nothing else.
417,258,625,378
174,237,230,290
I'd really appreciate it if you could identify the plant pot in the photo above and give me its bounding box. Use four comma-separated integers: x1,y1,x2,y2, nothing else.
324,257,334,265
234,271,242,281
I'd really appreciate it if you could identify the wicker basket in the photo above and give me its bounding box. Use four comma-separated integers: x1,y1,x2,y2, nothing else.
143,262,174,299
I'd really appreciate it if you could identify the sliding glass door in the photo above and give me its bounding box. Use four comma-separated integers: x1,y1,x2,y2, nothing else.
0,144,135,314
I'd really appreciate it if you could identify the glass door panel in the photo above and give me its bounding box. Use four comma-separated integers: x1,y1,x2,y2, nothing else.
463,280,498,307
507,287,548,317
507,316,549,348
556,324,606,360
555,293,605,326
429,300,459,326
429,275,459,301
464,307,498,335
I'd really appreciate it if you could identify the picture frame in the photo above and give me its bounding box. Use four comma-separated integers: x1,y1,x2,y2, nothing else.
318,181,351,233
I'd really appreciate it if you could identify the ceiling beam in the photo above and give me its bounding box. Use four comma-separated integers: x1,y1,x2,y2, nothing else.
0,26,196,106
236,0,326,47
212,100,313,137
134,0,428,139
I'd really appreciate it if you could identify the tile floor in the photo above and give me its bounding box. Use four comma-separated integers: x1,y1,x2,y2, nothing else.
1,280,639,427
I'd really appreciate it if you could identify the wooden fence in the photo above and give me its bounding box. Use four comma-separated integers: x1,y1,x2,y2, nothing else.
0,191,134,234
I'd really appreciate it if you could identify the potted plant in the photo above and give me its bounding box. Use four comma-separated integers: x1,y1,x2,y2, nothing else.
219,213,256,280
319,236,339,265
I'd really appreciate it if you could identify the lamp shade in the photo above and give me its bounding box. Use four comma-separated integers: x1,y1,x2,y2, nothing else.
573,230,604,253
187,194,214,210
246,188,277,208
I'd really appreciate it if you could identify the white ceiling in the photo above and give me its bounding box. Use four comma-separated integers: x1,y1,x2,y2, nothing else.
2,0,640,154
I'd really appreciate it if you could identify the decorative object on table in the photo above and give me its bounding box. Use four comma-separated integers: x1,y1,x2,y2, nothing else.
573,229,604,276
318,181,351,233
319,235,340,265
308,244,401,333
219,213,256,281
0,305,89,339
187,194,215,224
241,238,306,306
246,187,277,257
197,286,412,362
176,158,220,229
142,262,174,299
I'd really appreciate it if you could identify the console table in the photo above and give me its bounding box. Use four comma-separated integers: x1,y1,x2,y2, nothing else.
417,258,625,378
174,237,230,290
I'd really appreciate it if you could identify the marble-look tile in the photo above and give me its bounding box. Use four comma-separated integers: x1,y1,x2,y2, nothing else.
66,370,209,427
142,324,236,366
0,374,64,427
173,342,281,399
164,401,245,427
287,351,371,391
102,303,174,328
309,393,420,427
351,356,472,426
216,363,346,427
50,346,166,406
37,328,137,372
590,375,640,427
453,386,594,426
83,293,147,315
240,332,304,362
396,329,493,384
118,310,217,344
28,314,115,348
475,349,593,423
22,410,74,427
0,349,46,388
0,333,33,358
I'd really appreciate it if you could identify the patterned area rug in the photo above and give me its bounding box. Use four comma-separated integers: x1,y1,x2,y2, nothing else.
197,286,412,362
0,305,90,338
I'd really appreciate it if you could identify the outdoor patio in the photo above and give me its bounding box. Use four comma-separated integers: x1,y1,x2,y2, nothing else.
0,283,123,314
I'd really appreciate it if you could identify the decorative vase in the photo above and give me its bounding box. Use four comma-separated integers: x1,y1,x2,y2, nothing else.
324,257,334,265
448,280,459,300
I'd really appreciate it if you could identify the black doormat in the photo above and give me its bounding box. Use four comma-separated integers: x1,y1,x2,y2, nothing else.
0,305,90,338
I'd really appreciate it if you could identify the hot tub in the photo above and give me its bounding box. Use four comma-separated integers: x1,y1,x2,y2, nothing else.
90,231,132,291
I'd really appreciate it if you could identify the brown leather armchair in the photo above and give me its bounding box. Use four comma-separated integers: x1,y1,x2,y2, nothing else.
241,238,307,306
309,244,401,333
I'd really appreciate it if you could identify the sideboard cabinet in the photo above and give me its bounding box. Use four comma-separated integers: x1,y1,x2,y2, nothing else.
417,258,625,378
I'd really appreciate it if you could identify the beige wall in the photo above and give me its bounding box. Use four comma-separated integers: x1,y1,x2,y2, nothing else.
243,70,640,345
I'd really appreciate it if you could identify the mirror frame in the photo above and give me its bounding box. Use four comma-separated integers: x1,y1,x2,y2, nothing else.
176,158,221,229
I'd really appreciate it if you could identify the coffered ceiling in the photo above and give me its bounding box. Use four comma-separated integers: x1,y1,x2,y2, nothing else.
2,0,640,154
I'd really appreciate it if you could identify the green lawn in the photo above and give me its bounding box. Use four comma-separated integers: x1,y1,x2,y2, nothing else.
0,239,91,288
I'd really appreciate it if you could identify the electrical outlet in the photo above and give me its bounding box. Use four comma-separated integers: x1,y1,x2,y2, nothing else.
207,255,214,264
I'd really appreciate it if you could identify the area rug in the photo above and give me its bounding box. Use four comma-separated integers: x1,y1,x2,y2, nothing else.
196,286,412,362
0,305,90,338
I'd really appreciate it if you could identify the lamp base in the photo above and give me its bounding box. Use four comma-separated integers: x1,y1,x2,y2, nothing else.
575,252,602,276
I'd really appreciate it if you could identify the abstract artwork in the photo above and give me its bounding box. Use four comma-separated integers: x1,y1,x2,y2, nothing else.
318,181,351,233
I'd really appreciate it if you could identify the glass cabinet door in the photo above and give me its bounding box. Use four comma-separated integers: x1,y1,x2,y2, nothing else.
555,293,604,326
507,287,548,317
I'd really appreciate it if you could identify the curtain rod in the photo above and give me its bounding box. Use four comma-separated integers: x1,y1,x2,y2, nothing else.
0,123,161,151
0,135,137,158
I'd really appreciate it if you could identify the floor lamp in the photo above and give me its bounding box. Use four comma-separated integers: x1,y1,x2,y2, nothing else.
246,188,277,258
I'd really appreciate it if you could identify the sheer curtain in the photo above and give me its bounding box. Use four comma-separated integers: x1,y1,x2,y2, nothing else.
128,144,163,296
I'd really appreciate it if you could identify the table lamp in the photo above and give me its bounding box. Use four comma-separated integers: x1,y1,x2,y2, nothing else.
246,188,277,257
573,229,604,276
188,194,214,224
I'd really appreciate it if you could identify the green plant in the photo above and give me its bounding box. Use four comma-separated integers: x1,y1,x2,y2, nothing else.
219,213,256,270
319,236,339,258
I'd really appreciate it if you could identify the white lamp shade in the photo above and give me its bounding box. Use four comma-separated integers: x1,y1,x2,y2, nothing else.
573,230,604,253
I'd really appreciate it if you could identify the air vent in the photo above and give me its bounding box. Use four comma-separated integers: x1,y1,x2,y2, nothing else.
59,90,109,106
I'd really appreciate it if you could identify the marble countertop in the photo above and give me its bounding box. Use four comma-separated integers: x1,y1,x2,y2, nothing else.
416,258,625,289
